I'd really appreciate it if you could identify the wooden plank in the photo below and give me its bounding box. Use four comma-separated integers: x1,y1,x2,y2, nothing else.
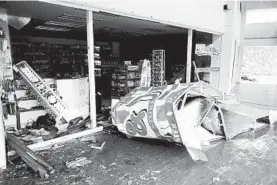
6,133,53,171
86,10,97,128
186,29,193,83
7,134,48,178
27,126,103,151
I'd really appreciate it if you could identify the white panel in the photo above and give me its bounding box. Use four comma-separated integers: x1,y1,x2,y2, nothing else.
244,38,277,46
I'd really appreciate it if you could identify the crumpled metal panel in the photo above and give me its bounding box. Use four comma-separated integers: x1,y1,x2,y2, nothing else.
111,82,228,161
222,108,256,139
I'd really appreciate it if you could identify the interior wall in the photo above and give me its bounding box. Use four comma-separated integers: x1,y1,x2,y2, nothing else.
233,83,277,108
119,34,188,80
244,38,277,46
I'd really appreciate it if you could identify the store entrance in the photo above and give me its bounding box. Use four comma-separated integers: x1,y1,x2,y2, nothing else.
1,1,215,131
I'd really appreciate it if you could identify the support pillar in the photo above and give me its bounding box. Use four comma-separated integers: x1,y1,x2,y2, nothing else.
86,11,97,128
219,1,244,93
233,2,247,85
186,29,193,83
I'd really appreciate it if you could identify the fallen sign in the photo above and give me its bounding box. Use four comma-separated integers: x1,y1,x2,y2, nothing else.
6,133,53,178
111,81,261,161
13,61,89,133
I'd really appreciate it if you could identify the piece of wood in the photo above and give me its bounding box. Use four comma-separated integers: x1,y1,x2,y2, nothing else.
86,10,97,128
7,135,48,178
186,29,193,83
28,126,103,151
6,133,53,171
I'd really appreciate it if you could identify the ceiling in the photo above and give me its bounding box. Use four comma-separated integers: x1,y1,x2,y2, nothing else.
245,1,277,40
246,1,277,10
0,1,187,40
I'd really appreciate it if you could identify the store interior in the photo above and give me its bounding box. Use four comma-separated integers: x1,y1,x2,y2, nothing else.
0,1,217,129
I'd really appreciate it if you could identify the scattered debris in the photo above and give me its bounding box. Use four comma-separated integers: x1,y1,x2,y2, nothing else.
89,141,106,150
6,133,53,178
51,144,64,150
124,157,142,165
100,164,107,170
109,162,117,167
29,128,50,136
32,113,56,131
213,176,220,182
66,157,92,169
28,126,103,152
80,135,97,143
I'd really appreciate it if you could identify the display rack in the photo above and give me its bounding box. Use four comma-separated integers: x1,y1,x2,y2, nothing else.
194,43,220,84
111,64,140,98
152,50,165,86
11,42,101,79
13,61,68,120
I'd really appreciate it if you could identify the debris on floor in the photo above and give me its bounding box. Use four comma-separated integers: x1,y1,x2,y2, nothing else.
89,141,106,150
213,177,220,182
66,157,92,169
80,135,97,143
6,133,53,178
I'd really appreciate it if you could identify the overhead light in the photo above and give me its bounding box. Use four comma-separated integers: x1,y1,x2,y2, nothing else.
142,28,165,33
45,21,84,28
58,14,102,23
35,26,70,32
93,19,102,23
58,14,86,22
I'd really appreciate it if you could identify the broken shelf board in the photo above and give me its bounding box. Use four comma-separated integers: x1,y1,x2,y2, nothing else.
28,126,103,151
7,126,103,156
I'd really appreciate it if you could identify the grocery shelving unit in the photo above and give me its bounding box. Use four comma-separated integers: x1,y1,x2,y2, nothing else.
111,64,141,99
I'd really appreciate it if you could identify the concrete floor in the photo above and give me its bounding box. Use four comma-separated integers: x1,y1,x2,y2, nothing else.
1,123,277,185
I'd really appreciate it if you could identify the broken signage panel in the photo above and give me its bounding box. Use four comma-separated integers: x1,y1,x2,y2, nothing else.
13,61,81,124
111,82,229,161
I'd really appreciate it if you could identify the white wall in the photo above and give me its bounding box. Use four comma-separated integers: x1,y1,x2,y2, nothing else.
219,1,245,92
44,0,227,34
233,83,277,108
244,38,277,46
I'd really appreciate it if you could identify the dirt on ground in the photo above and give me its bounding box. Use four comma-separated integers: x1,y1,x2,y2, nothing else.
1,124,277,185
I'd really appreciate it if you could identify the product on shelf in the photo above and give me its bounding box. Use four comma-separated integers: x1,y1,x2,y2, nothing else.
111,63,141,99
152,50,165,87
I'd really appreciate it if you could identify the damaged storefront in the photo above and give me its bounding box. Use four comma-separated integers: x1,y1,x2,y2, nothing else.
0,0,271,182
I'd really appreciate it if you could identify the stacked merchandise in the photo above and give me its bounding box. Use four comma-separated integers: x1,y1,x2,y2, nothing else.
94,46,102,113
111,63,140,99
94,46,101,77
151,50,165,86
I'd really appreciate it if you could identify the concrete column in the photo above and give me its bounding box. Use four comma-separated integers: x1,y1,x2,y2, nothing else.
186,29,193,83
86,11,97,128
233,2,247,84
219,0,244,93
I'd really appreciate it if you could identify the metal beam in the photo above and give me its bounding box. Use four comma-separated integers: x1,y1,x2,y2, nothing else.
86,10,97,128
186,29,193,83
